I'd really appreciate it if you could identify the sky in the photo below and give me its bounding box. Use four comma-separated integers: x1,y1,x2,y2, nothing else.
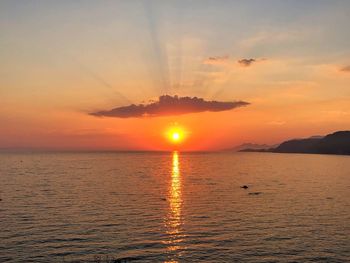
1,0,350,151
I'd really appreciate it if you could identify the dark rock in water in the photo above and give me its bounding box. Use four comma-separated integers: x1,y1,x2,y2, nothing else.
161,198,167,201
241,185,249,189
249,192,262,195
0,199,2,201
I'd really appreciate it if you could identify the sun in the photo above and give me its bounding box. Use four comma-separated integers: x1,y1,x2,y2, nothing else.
166,125,186,144
171,131,181,142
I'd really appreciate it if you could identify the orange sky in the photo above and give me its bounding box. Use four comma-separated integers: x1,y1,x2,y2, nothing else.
1,1,350,151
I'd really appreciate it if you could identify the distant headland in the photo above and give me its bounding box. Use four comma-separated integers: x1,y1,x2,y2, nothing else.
239,131,350,155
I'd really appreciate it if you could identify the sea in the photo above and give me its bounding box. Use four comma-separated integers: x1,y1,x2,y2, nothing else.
0,152,349,262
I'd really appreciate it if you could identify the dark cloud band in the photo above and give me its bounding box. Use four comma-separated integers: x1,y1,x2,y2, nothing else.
90,95,249,118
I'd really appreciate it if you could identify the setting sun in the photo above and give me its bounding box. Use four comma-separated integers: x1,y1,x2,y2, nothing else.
172,132,181,142
169,130,183,144
166,125,186,144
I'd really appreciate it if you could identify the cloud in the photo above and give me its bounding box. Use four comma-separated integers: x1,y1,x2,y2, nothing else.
203,55,229,65
340,65,350,72
203,56,265,68
237,58,257,67
90,95,249,118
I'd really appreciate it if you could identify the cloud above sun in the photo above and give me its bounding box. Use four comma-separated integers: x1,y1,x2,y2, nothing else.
340,65,350,72
90,95,249,118
204,56,266,67
237,58,256,67
237,58,267,67
203,55,230,65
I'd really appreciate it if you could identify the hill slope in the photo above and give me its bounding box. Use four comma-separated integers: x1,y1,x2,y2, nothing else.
241,131,350,155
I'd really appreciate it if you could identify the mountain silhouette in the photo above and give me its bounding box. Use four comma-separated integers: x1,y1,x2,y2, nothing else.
224,143,275,152
240,131,350,155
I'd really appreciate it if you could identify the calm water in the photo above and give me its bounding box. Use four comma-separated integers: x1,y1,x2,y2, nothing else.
0,152,349,262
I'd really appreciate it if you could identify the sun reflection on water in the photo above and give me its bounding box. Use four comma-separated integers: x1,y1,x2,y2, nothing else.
164,151,183,260
169,151,181,230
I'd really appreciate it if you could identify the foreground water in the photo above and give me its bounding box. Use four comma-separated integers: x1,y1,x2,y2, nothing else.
0,152,349,262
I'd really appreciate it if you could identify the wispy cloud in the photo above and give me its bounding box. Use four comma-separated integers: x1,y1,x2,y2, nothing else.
340,65,350,72
237,58,256,67
203,56,265,68
203,55,230,65
237,58,267,67
90,95,249,118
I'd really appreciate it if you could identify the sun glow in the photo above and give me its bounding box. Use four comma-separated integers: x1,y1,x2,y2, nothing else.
166,126,186,144
172,132,180,142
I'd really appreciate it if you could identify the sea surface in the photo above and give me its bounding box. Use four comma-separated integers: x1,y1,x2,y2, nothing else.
0,152,349,262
